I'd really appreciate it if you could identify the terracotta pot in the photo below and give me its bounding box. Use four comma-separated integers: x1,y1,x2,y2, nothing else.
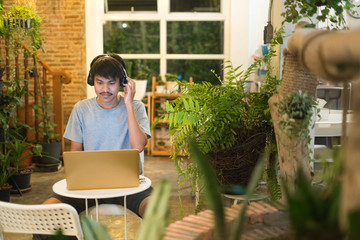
19,145,33,169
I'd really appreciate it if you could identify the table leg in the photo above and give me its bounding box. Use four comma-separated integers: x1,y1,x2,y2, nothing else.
85,198,88,216
124,195,127,240
95,198,99,222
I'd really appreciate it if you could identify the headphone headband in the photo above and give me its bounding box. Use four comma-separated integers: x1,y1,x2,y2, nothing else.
87,54,128,87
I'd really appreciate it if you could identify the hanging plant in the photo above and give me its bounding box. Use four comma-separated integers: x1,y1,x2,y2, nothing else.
3,3,44,54
282,0,354,29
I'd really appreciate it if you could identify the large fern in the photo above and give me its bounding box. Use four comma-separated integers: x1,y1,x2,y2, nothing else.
159,29,284,211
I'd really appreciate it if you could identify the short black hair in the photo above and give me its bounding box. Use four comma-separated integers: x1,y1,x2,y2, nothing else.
87,53,127,87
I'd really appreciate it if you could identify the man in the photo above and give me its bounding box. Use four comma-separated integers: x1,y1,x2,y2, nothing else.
42,53,152,218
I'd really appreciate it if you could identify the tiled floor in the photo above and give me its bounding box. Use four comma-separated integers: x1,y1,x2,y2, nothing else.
3,147,330,240
4,156,198,240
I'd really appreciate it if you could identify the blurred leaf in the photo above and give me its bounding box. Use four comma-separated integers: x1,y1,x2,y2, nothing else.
189,139,226,240
81,216,112,240
136,179,171,240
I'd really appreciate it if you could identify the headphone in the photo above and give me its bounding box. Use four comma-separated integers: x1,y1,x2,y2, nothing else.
87,54,128,87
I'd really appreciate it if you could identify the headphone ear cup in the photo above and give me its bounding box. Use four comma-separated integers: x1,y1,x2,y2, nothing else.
121,78,128,87
87,73,94,86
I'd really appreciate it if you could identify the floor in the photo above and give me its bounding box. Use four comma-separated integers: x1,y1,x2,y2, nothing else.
3,156,200,240
3,147,330,240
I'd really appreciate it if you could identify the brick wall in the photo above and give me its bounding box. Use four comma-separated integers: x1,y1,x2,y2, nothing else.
3,0,87,150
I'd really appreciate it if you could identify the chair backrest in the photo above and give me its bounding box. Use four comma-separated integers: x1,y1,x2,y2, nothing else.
0,201,83,240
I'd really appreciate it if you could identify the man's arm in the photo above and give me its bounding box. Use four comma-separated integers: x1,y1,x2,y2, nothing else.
70,141,83,151
123,78,148,152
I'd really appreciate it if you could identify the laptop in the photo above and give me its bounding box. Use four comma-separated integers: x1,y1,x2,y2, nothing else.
63,150,139,190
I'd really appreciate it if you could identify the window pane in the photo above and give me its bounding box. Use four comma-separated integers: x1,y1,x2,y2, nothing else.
106,0,157,12
125,59,160,92
167,21,224,54
170,0,220,12
103,21,160,54
167,59,223,85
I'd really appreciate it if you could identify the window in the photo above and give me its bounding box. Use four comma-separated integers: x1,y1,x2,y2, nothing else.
170,0,221,12
100,0,228,88
103,21,160,54
167,59,223,85
167,21,224,54
106,0,157,12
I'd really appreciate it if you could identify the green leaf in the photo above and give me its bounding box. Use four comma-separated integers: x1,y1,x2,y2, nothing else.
81,216,113,240
136,179,171,240
189,138,227,240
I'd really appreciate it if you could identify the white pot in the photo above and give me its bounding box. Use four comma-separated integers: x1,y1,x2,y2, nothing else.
134,79,148,100
156,85,166,93
165,81,179,93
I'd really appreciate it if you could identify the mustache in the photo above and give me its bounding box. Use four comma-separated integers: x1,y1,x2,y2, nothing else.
100,91,113,95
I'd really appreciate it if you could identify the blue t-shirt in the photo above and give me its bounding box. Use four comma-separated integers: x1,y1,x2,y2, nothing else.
64,96,151,174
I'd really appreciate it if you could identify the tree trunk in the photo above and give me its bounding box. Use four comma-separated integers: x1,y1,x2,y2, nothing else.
269,94,312,199
340,80,360,229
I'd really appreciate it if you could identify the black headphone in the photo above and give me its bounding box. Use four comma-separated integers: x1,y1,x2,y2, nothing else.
87,54,128,87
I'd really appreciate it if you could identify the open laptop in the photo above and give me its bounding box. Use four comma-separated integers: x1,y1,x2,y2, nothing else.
63,150,139,190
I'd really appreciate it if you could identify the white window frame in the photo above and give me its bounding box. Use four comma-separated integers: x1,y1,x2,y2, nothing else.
86,0,231,98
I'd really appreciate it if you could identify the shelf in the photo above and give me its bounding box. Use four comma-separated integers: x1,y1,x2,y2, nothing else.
153,117,169,124
152,93,180,98
150,76,193,156
151,147,172,156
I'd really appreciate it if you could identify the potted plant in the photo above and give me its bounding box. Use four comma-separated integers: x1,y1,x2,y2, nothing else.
32,91,61,166
134,69,150,100
164,73,179,93
3,2,44,53
155,76,166,93
6,135,41,193
157,31,283,207
0,76,35,199
0,152,13,201
282,0,354,29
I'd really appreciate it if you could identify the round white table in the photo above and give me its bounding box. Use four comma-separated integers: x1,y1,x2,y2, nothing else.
53,176,151,240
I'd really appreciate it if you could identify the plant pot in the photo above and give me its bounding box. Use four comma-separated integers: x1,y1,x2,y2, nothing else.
134,79,148,100
19,145,33,168
8,168,32,193
208,123,271,187
156,85,166,93
165,81,179,93
37,140,61,165
0,183,12,202
26,18,32,28
3,17,9,27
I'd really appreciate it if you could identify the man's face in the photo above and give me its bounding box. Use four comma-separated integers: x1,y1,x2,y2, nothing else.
94,75,120,108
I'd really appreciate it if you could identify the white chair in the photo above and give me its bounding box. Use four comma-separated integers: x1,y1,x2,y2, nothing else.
0,201,83,240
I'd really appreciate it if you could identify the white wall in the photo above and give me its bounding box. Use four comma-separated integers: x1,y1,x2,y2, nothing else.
85,0,103,99
229,0,269,70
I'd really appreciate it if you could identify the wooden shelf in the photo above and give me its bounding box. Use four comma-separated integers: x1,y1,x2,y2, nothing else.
153,93,180,98
150,76,192,156
151,147,172,156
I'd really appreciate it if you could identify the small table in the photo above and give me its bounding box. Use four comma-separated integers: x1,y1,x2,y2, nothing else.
53,176,151,240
